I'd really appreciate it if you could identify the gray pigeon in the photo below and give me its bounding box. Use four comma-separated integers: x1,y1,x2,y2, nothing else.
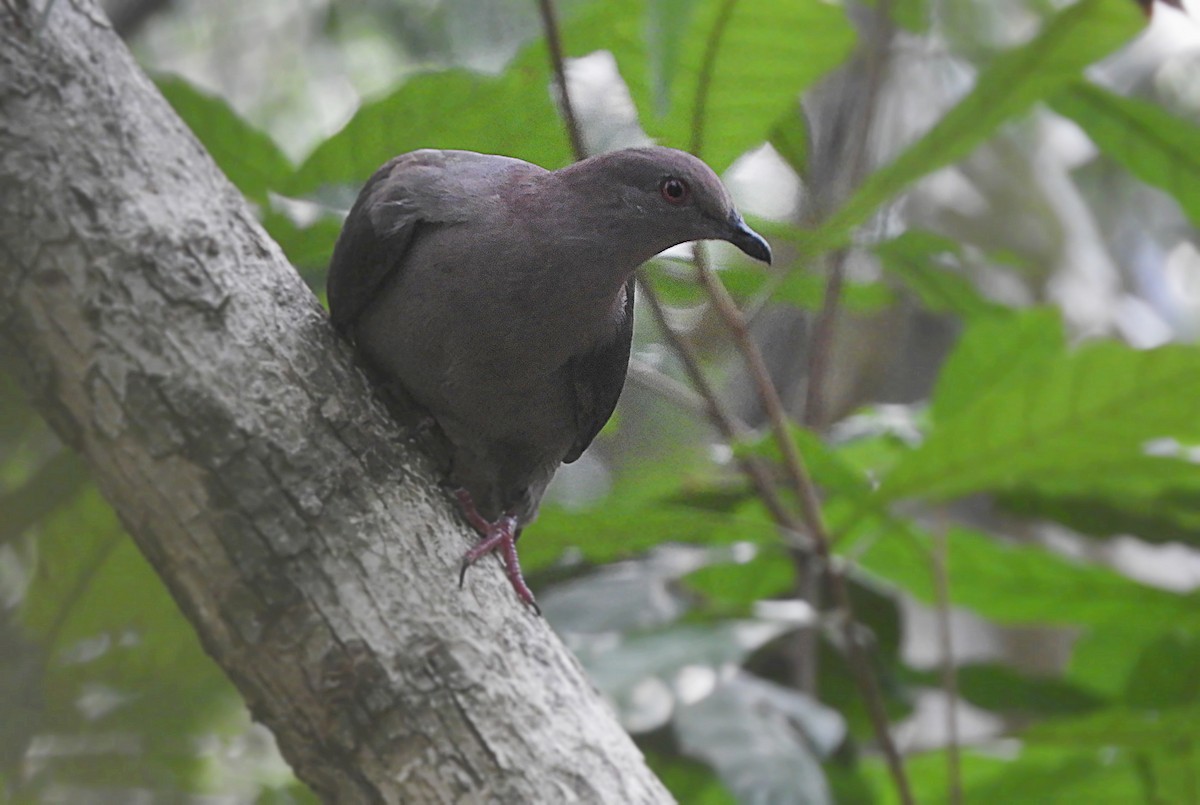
327,146,771,610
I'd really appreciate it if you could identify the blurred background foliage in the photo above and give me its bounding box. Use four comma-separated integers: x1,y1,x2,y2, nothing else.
4,0,1200,801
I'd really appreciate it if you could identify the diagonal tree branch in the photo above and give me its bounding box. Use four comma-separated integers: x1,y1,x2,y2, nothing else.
0,2,671,802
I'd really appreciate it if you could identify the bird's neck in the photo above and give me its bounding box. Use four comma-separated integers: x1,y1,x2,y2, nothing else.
547,172,668,271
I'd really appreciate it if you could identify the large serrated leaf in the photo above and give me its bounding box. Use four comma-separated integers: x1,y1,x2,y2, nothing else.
1052,81,1200,226
999,453,1200,545
926,307,1064,423
882,320,1200,501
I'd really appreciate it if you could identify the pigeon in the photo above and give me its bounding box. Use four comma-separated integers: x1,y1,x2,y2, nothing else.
327,146,771,610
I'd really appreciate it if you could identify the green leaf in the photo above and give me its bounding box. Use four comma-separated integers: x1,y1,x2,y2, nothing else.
859,746,1145,805
1053,81,1200,227
527,463,778,570
850,525,1199,628
288,0,646,193
999,455,1200,546
654,0,855,171
957,748,1146,804
882,321,1200,501
1067,622,1166,698
646,0,705,116
816,0,1145,251
645,262,891,312
0,450,88,547
1026,703,1200,749
769,104,810,179
874,230,1008,320
734,422,873,498
1122,631,1200,708
954,664,1106,717
17,488,243,791
646,751,737,805
261,211,344,291
287,66,572,195
156,76,293,205
685,549,794,610
926,306,1063,423
727,266,894,312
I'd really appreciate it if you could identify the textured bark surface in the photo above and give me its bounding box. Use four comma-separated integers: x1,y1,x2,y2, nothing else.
0,2,673,802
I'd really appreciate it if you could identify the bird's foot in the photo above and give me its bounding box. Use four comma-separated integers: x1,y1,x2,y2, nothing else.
453,489,540,614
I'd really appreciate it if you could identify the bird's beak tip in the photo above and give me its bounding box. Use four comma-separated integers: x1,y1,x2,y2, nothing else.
728,213,772,265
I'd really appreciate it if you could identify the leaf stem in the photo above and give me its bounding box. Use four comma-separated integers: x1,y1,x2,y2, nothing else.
538,2,911,800
536,0,586,161
689,0,738,158
933,527,963,805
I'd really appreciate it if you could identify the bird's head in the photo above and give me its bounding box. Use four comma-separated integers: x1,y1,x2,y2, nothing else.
557,146,773,267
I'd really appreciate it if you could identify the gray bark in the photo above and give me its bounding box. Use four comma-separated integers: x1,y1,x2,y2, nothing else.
0,2,672,802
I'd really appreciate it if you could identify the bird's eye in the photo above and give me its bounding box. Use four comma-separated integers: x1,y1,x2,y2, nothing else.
660,177,689,205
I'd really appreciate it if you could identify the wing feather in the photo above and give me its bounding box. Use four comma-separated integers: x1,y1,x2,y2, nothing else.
563,277,636,464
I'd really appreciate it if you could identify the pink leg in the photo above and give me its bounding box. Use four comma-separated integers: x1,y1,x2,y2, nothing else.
453,488,492,535
453,490,539,613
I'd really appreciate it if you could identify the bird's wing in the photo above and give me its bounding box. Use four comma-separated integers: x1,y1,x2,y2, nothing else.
563,277,637,464
326,149,539,336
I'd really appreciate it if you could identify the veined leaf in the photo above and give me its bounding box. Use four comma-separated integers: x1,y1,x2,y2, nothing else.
926,307,1063,423
881,317,1200,501
1053,81,1200,227
1000,453,1200,545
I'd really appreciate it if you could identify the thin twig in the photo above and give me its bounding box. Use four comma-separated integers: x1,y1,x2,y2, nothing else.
677,0,911,788
538,2,911,800
803,249,847,429
933,527,963,805
797,0,899,739
639,280,796,530
804,6,893,430
692,246,912,804
688,0,738,158
536,0,586,161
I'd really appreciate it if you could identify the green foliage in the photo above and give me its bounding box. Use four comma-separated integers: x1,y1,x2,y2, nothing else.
19,0,1200,801
1053,81,1200,227
647,0,855,171
3,461,251,795
874,231,1008,320
882,310,1200,501
815,0,1144,252
156,76,294,205
853,524,1199,628
288,66,573,194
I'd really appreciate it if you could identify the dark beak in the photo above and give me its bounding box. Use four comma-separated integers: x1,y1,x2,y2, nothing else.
726,213,772,265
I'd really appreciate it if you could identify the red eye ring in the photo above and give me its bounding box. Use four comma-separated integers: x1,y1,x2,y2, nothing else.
660,177,689,205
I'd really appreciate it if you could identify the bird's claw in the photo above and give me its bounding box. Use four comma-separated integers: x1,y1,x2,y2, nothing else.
453,490,539,613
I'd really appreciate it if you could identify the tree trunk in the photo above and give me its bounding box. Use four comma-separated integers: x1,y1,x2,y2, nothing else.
0,2,672,802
